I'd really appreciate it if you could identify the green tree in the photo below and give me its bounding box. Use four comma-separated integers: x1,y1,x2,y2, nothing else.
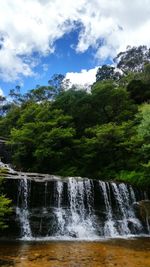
9,103,76,174
114,45,150,74
127,79,150,104
53,89,95,133
0,195,12,229
137,104,150,166
91,81,137,124
143,63,150,83
0,174,12,229
96,65,121,82
79,121,137,178
0,105,21,137
48,74,65,98
24,86,56,102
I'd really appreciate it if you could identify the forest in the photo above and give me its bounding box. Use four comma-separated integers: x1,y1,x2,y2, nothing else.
0,45,150,190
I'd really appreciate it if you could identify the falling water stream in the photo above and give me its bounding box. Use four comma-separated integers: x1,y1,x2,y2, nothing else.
16,178,32,239
13,176,149,240
0,161,149,240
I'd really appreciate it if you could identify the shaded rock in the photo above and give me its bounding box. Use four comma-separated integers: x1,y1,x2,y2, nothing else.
134,200,150,222
0,259,14,266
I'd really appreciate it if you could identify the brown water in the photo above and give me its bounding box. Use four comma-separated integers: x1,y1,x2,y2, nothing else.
0,238,150,267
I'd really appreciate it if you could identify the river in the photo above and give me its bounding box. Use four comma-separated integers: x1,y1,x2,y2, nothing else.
0,237,150,267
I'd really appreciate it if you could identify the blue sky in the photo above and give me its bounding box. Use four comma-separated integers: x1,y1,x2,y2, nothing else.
0,26,99,96
0,29,97,94
0,0,150,96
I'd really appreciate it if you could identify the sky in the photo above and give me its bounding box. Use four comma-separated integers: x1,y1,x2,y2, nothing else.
0,0,150,96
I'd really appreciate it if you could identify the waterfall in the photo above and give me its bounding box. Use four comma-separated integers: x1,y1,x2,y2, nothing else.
65,178,97,239
99,181,118,237
53,178,97,239
111,183,142,235
16,177,32,239
1,160,149,240
54,180,65,235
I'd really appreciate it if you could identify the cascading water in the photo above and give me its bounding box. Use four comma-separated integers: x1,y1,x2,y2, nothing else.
65,178,97,239
13,177,149,240
1,161,149,240
110,183,142,235
16,177,32,239
52,178,97,239
99,181,118,237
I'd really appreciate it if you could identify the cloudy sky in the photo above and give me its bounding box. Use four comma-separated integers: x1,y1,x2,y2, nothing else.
0,0,150,95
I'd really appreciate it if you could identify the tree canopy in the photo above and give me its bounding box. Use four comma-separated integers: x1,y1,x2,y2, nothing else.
0,45,150,188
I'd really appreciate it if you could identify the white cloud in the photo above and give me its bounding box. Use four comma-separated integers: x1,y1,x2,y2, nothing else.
0,87,4,96
0,0,150,81
65,67,98,89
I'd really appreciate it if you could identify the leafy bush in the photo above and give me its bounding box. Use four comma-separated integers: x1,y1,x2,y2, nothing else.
0,172,12,229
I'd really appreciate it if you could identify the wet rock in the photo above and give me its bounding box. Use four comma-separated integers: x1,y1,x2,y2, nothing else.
47,257,59,261
135,200,150,222
0,259,14,266
69,231,77,238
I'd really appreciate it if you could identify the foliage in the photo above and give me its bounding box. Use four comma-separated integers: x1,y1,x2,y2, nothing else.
127,79,150,104
0,195,12,229
79,121,139,178
96,65,121,82
53,89,98,133
136,104,150,182
8,104,76,173
91,81,137,124
48,74,65,96
0,46,150,188
0,174,12,229
116,170,148,187
114,45,150,74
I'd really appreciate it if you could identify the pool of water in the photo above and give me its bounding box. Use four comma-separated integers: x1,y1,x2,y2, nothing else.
0,237,150,267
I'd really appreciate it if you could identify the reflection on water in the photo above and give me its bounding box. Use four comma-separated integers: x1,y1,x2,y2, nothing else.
0,238,150,267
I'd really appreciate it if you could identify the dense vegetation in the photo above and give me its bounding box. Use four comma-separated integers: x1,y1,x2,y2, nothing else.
0,170,12,229
0,45,150,188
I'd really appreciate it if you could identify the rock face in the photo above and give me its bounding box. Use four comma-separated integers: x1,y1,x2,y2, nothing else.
0,160,74,182
0,141,11,163
135,200,150,223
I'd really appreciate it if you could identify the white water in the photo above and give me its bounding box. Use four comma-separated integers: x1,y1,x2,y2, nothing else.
53,178,97,239
14,176,150,240
100,181,118,237
16,178,32,239
1,159,149,240
111,182,142,235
